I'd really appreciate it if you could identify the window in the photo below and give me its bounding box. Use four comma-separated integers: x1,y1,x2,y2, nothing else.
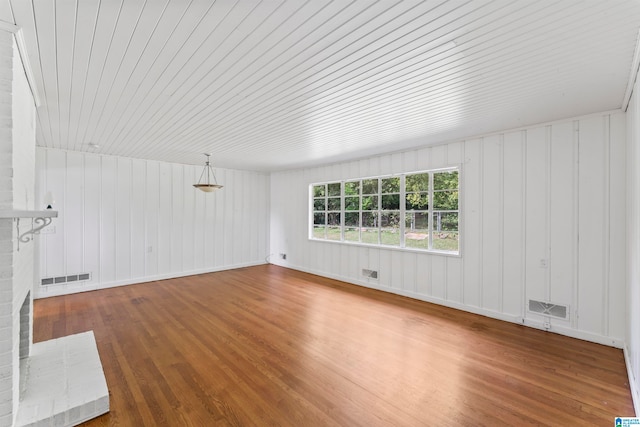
312,182,341,240
310,168,459,254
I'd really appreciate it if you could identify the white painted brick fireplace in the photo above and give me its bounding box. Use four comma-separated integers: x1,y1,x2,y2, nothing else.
0,24,22,427
0,23,108,427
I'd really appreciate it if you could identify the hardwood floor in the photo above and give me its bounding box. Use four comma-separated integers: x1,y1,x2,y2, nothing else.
33,264,634,426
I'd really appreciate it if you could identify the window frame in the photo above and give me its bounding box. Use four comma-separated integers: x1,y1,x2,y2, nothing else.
309,166,461,255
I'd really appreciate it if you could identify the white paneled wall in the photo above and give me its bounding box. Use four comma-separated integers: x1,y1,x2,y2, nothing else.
626,83,640,413
35,149,270,298
270,112,627,348
0,32,38,427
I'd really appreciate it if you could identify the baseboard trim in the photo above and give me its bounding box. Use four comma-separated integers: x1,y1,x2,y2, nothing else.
273,261,625,349
624,345,640,416
34,261,267,299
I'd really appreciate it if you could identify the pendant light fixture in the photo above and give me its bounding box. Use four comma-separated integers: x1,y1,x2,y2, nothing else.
193,153,223,193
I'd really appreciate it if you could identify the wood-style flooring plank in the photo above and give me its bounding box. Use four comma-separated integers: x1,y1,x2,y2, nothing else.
32,264,635,426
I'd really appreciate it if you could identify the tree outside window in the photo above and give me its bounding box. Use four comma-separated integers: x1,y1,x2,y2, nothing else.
310,168,459,254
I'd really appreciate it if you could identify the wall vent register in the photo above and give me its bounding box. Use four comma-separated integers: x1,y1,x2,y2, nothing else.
41,273,91,286
527,299,569,320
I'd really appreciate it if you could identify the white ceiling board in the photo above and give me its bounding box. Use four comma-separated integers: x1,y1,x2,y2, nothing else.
9,0,640,171
0,0,13,23
67,0,101,151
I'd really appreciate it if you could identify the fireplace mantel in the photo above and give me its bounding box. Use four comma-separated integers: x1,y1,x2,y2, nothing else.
0,210,58,249
0,209,58,218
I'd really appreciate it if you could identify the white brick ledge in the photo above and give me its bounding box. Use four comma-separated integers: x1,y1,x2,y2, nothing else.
16,331,109,427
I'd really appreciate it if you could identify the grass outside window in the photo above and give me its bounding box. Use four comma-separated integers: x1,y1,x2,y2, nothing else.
311,168,459,254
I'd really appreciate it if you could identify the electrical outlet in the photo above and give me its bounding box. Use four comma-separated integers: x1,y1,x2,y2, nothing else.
543,321,551,329
39,226,55,234
539,258,548,268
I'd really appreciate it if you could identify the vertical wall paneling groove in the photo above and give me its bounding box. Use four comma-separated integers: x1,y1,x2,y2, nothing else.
98,155,103,284
247,171,253,262
446,255,462,304
171,164,182,273
146,160,160,277
502,130,524,317
408,252,417,294
35,149,269,297
198,166,204,266
447,141,463,303
130,159,145,279
478,139,484,309
524,126,547,322
498,134,504,313
188,167,195,270
225,169,235,266
62,152,67,276
544,126,551,303
115,158,132,281
221,168,229,266
252,174,260,259
481,135,500,312
195,166,202,267
572,121,580,329
223,168,230,266
114,159,119,281
193,167,203,270
182,166,194,273
36,149,47,277
203,176,210,267
238,169,245,265
521,130,527,320
609,113,626,341
391,251,402,290
548,122,573,328
237,171,246,265
143,160,148,277
129,159,133,279
235,170,241,266
214,167,223,267
443,255,448,301
603,115,611,337
416,250,429,295
463,139,481,307
459,142,465,304
82,155,86,272
101,155,117,284
571,120,581,329
65,152,81,277
270,111,628,348
428,207,434,293
158,162,171,275
128,160,133,278
578,117,606,335
398,164,407,290
443,146,449,302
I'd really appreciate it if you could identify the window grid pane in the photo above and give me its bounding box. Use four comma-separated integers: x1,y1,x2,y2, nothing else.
310,169,458,254
432,211,458,252
405,212,429,249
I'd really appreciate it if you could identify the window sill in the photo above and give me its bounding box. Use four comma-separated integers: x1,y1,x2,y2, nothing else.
308,237,461,257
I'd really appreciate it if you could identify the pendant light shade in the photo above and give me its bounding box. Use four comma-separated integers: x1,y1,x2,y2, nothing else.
193,154,223,192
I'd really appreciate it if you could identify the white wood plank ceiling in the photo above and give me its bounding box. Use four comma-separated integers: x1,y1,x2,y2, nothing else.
2,0,640,171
